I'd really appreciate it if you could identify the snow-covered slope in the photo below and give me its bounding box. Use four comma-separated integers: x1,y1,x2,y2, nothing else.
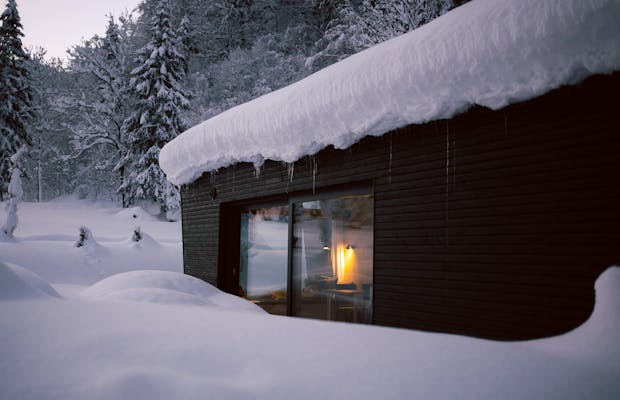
0,261,61,300
160,0,620,185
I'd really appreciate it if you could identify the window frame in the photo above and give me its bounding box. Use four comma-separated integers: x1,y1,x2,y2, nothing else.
219,181,374,320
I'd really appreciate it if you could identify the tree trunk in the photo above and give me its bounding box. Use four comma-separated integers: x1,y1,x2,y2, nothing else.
119,164,127,207
37,156,43,202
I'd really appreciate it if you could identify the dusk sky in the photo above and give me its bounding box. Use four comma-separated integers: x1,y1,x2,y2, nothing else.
6,0,141,60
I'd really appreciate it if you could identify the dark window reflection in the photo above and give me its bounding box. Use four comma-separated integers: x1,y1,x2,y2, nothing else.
239,206,289,315
292,195,373,323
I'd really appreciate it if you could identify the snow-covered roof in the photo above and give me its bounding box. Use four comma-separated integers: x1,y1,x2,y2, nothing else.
160,0,620,186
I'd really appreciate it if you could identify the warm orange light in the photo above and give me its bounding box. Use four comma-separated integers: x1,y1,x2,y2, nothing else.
332,242,356,284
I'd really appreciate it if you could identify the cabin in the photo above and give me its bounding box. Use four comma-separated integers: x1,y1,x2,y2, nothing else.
160,0,620,340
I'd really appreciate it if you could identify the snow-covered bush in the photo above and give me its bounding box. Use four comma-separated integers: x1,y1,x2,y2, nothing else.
132,226,142,242
75,226,94,248
127,226,160,250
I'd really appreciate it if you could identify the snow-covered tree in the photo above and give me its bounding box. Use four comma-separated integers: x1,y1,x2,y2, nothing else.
305,0,367,71
0,0,34,200
69,15,135,206
307,0,455,71
197,31,306,120
122,0,190,215
24,49,71,202
1,146,26,238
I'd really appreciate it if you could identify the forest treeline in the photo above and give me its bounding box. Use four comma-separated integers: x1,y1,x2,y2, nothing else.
1,0,464,215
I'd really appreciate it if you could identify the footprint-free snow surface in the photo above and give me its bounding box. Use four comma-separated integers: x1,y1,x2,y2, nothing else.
1,201,619,399
82,270,264,312
1,265,618,399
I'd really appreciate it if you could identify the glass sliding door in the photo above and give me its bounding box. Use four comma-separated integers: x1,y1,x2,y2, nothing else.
236,188,373,323
239,205,289,315
292,194,373,322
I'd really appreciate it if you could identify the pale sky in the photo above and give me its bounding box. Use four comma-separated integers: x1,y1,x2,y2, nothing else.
5,0,142,61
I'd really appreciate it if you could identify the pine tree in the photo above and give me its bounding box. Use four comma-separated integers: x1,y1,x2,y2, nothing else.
122,0,190,215
0,0,34,200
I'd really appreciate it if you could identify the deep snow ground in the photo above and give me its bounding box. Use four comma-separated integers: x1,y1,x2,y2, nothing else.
0,198,182,287
0,200,619,400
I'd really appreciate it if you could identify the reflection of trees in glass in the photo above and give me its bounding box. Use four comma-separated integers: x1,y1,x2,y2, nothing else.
239,205,289,315
240,193,373,320
296,193,373,288
292,192,373,321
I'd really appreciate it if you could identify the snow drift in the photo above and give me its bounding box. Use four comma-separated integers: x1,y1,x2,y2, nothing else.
0,261,61,300
1,266,618,400
81,270,264,313
115,206,158,222
160,0,620,185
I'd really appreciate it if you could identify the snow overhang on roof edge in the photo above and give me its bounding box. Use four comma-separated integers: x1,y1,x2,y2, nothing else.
160,0,620,186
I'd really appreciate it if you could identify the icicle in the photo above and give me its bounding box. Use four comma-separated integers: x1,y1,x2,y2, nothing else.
254,164,261,178
388,133,393,185
312,156,317,194
287,162,295,183
210,171,216,185
446,124,450,189
445,122,450,248
232,165,235,193
452,134,456,185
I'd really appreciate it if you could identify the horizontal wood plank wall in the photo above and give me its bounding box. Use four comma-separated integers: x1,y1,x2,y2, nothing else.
180,184,220,285
180,72,620,339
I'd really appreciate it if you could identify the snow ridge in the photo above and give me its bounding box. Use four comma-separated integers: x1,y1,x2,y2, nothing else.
160,0,620,186
0,261,61,300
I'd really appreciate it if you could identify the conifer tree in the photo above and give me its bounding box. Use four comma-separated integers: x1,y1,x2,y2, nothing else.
0,0,33,199
122,0,190,215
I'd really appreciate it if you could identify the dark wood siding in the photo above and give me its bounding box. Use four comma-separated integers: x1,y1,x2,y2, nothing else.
180,72,620,340
180,185,219,285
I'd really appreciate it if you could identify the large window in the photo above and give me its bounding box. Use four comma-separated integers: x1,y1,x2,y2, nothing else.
238,188,373,323
239,205,289,315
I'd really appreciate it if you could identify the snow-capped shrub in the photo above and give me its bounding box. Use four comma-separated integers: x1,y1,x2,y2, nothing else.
75,226,93,248
132,226,142,242
127,227,160,250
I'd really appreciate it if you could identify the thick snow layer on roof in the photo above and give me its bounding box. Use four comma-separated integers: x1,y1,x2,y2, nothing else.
160,0,620,186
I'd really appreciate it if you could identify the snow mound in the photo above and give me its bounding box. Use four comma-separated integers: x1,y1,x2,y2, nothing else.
574,265,620,341
0,261,61,300
115,206,158,221
88,287,216,306
160,0,620,185
75,227,107,257
126,229,160,249
0,230,17,242
82,270,264,313
529,265,620,375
